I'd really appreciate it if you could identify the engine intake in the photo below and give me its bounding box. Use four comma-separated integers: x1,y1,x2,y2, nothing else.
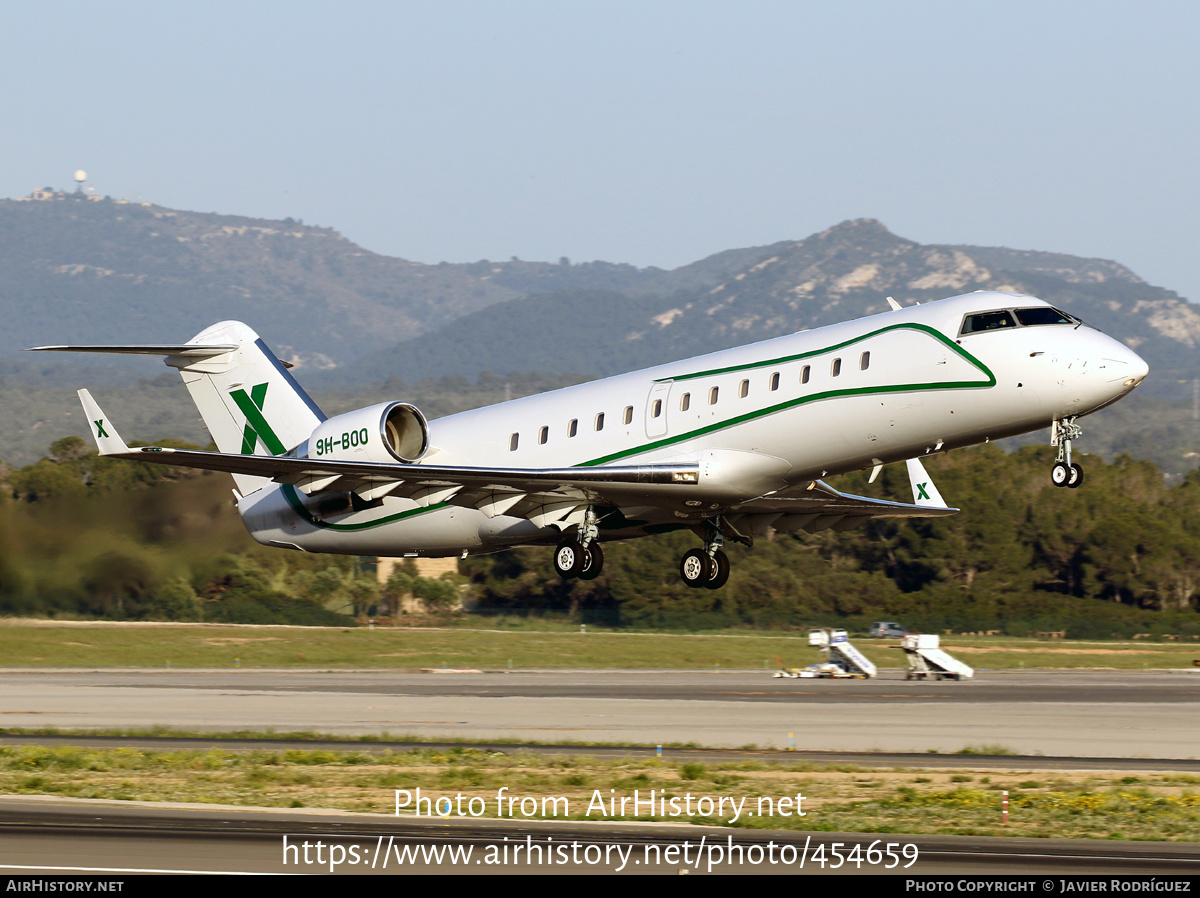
306,401,429,464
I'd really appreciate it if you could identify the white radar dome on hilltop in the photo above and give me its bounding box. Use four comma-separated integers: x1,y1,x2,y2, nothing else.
74,170,87,183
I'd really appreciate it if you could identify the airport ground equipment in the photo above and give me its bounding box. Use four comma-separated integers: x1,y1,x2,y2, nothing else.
774,628,878,679
902,633,974,680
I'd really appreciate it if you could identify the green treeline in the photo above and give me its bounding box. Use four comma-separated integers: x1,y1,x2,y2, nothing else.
465,446,1200,636
2,439,1199,636
0,438,456,625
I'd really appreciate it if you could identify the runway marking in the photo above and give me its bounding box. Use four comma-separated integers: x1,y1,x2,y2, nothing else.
507,727,609,731
710,691,939,698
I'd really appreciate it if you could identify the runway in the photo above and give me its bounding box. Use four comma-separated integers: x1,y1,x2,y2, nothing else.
1,798,1197,876
1,668,1197,757
1,668,1198,875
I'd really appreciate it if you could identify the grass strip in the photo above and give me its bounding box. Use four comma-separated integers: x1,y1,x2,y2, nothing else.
2,621,1198,670
3,742,1198,841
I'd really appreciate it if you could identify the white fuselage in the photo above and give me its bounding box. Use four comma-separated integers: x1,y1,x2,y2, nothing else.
238,291,1148,556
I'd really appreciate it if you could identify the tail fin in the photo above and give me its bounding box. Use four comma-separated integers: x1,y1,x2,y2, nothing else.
168,321,325,460
32,321,326,495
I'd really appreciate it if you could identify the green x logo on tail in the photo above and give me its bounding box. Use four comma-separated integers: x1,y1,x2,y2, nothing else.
230,383,286,455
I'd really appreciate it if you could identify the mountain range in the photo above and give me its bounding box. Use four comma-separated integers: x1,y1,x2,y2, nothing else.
2,189,1198,471
331,218,1200,392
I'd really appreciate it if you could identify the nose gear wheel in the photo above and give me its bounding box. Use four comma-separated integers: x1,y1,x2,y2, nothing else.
1051,417,1085,488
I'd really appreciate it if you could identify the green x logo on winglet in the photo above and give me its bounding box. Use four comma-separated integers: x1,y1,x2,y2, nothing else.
94,419,108,439
917,482,930,501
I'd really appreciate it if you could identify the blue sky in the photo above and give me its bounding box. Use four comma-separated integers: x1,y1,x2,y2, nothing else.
3,1,1197,301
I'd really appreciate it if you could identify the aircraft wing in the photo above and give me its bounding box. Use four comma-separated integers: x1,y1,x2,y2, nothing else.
725,457,957,535
78,391,698,516
79,391,951,533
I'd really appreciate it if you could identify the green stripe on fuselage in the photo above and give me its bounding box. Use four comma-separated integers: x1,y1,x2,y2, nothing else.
585,324,994,466
279,323,993,531
280,483,449,532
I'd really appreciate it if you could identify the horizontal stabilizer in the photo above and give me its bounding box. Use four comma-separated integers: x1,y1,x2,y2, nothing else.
30,343,236,358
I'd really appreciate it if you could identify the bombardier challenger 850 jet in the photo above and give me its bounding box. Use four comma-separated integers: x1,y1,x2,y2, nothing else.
34,290,1148,589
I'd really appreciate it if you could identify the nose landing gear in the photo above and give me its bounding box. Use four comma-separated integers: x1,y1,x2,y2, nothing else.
1051,416,1084,489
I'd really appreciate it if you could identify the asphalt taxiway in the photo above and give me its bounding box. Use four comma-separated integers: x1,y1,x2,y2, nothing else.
1,668,1198,875
1,668,1197,757
1,798,1197,876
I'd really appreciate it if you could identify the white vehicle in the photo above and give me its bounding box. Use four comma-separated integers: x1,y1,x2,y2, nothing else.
35,290,1147,588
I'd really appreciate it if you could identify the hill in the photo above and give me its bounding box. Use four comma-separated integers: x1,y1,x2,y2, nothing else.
0,190,770,368
339,219,1200,397
4,194,1199,474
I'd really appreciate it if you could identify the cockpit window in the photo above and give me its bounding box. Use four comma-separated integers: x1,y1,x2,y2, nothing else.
1014,307,1076,326
960,311,1017,335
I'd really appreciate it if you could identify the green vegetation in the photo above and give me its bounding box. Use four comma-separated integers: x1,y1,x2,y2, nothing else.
2,432,1200,636
1,742,1194,841
0,623,1195,670
464,446,1200,635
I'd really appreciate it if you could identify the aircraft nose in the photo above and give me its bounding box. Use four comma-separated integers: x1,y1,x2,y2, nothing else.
1102,342,1149,388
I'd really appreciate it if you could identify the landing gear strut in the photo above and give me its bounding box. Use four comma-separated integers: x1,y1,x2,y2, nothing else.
679,517,737,589
1051,416,1084,489
554,507,605,581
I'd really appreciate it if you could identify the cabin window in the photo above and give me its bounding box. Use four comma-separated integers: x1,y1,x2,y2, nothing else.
623,405,633,425
595,412,605,431
568,418,578,437
680,392,691,411
770,372,780,391
960,310,1017,334
801,365,810,384
739,379,749,398
860,351,870,371
509,433,519,451
538,426,548,445
831,358,842,377
651,400,662,418
709,386,719,405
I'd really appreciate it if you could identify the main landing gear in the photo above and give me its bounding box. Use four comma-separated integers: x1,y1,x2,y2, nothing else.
680,547,730,590
553,510,739,590
554,508,604,581
679,517,742,590
1051,416,1084,489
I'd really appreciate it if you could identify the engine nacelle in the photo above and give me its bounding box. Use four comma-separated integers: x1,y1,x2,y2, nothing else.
305,401,429,464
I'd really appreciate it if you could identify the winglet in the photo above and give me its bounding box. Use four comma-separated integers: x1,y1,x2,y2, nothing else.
77,390,131,456
906,457,949,508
